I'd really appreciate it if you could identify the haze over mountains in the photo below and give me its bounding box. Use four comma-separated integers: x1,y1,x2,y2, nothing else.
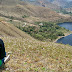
22,0,63,11
22,0,72,8
21,0,72,13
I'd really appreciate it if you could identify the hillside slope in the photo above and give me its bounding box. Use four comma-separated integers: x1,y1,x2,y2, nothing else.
65,7,72,13
0,34,72,72
23,0,62,11
0,1,72,72
0,17,72,72
0,0,68,23
0,17,31,38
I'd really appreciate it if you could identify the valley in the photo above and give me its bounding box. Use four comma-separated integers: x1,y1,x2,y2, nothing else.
0,0,72,72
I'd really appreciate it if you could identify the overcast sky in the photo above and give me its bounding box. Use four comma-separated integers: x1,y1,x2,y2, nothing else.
67,0,72,1
30,0,72,1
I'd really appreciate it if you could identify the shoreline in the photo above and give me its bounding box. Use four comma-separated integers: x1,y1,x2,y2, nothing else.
53,32,72,43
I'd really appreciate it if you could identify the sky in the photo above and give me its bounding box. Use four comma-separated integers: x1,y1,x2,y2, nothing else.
29,0,72,1
23,0,72,2
67,0,72,1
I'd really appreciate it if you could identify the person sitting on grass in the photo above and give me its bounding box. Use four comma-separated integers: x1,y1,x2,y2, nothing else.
0,39,6,67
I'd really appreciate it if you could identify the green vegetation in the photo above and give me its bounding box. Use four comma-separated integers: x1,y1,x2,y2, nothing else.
17,22,65,41
9,16,14,22
10,16,14,20
56,8,72,15
22,15,29,18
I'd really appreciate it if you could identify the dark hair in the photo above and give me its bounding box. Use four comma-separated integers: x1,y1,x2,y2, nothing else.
0,39,5,59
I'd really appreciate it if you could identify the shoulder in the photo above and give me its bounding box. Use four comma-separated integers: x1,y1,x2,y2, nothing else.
0,39,3,43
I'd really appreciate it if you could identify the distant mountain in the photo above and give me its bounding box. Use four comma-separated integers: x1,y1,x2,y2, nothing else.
21,0,71,14
62,1,72,12
22,0,64,12
52,0,67,8
49,0,72,8
22,0,72,8
0,0,19,5
65,7,72,13
65,1,72,8
0,0,67,23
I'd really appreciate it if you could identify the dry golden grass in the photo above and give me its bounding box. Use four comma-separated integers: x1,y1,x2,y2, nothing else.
0,36,72,72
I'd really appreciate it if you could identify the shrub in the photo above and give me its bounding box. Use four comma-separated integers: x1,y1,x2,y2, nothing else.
57,32,65,36
16,21,65,41
10,16,14,19
34,34,44,40
22,15,28,18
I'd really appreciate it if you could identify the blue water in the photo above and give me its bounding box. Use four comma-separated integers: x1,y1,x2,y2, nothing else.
56,22,72,46
58,22,72,31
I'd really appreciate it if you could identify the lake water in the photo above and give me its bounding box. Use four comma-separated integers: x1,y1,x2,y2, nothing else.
56,22,72,46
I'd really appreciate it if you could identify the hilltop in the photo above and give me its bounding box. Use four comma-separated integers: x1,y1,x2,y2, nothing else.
25,0,72,8
23,0,62,11
22,0,72,14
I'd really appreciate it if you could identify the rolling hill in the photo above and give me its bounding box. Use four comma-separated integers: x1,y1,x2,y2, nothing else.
22,0,63,11
25,0,72,8
0,0,71,24
21,0,72,15
0,17,32,38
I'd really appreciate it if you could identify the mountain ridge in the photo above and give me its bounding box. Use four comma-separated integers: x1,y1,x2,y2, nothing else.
0,1,67,23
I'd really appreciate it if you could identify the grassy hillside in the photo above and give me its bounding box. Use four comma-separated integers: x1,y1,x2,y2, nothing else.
0,0,70,23
0,17,32,38
23,0,72,15
0,17,72,72
0,1,72,72
0,35,72,72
